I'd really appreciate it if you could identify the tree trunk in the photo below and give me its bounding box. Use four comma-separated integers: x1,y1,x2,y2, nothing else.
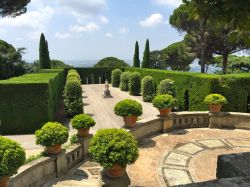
222,53,229,74
200,18,206,73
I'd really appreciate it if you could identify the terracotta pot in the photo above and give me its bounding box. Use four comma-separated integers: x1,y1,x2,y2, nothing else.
209,104,222,113
159,108,172,116
123,116,138,128
106,164,126,178
0,176,10,187
77,128,89,137
46,144,62,155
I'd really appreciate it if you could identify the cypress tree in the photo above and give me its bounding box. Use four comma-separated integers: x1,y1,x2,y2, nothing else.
133,41,140,67
39,33,51,69
141,39,150,68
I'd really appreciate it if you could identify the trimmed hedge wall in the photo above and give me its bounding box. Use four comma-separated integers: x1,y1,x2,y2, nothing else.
123,68,250,112
67,67,116,84
0,69,65,135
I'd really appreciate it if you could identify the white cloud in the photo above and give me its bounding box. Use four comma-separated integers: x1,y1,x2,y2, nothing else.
105,33,113,38
70,22,99,32
0,6,54,31
99,16,109,24
59,0,107,18
55,32,71,39
119,27,129,34
140,13,164,28
153,0,182,7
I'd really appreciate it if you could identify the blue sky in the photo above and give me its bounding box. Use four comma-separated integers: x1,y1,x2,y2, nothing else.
0,0,183,62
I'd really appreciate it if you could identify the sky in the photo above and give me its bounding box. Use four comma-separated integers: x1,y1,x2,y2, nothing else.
0,0,184,62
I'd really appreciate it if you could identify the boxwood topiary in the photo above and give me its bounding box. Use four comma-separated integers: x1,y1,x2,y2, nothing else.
157,79,176,96
120,72,131,91
141,76,155,102
129,72,141,96
204,94,228,105
71,114,96,129
114,99,143,117
88,128,139,168
111,69,122,87
152,94,178,109
35,122,69,147
0,136,26,177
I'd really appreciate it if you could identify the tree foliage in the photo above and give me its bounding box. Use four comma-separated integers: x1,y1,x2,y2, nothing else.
39,33,51,69
133,41,140,67
0,40,26,79
94,57,129,67
0,0,30,17
141,39,150,68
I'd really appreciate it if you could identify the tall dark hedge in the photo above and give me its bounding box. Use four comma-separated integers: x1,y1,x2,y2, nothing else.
129,72,141,96
141,39,150,68
39,33,51,69
0,69,65,135
133,41,140,67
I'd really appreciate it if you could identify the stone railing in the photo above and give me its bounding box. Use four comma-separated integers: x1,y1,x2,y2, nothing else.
9,135,92,187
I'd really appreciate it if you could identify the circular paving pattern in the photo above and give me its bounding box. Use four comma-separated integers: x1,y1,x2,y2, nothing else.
158,138,250,187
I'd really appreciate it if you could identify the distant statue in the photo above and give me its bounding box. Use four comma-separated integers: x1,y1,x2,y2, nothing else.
103,80,112,98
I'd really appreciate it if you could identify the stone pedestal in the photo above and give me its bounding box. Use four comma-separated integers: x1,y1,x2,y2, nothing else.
103,90,112,98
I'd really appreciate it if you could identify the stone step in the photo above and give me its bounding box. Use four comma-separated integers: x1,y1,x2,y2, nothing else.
51,179,101,187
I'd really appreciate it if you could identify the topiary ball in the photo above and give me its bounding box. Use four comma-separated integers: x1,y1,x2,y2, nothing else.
114,99,143,117
0,136,26,177
35,122,69,147
152,94,178,109
204,94,228,105
71,114,96,129
157,79,176,96
88,128,139,168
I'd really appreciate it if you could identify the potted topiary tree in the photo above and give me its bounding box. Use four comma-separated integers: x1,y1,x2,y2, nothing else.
204,93,228,113
71,114,96,137
153,94,178,116
0,136,26,187
35,122,69,155
114,99,143,127
88,128,139,178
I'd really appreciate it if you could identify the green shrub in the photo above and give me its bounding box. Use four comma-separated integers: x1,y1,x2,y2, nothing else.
71,114,96,129
25,151,45,164
158,79,176,96
0,69,65,135
120,72,131,91
111,69,122,87
129,72,141,96
88,128,139,168
141,76,155,102
69,134,78,145
0,136,26,176
35,122,69,147
64,70,83,117
153,94,178,109
114,99,143,117
204,94,228,105
67,69,81,82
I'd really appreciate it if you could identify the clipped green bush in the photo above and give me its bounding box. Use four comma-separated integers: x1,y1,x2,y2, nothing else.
35,122,69,147
64,70,83,117
153,94,178,109
114,99,143,117
204,94,228,105
0,136,26,176
111,69,122,87
120,72,131,91
88,128,139,168
129,72,141,96
141,76,155,102
158,79,176,96
71,114,96,129
69,134,78,145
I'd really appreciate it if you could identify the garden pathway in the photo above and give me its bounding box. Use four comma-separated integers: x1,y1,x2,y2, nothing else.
5,84,158,158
